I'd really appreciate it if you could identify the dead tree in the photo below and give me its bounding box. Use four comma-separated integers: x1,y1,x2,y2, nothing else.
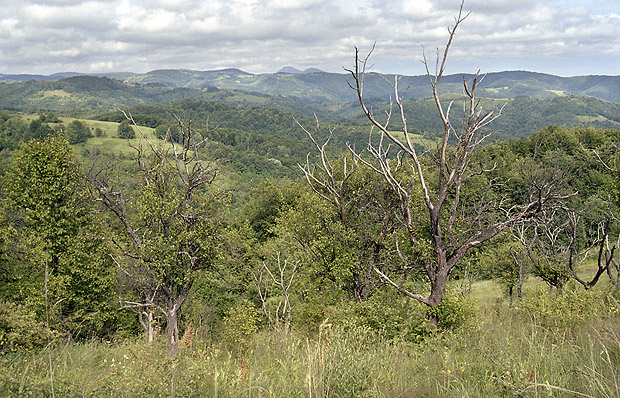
254,252,298,334
569,212,620,289
88,113,221,356
297,117,396,301
344,1,574,319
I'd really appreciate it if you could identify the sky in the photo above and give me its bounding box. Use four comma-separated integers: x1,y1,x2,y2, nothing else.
1,0,619,77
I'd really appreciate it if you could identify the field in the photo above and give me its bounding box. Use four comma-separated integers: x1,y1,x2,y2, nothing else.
1,277,618,397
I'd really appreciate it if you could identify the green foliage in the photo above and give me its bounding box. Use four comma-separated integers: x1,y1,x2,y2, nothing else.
154,121,181,142
532,257,571,289
117,120,135,139
28,116,55,140
480,240,524,294
62,119,92,144
3,135,117,338
324,288,431,342
220,300,259,352
0,301,56,351
518,284,614,329
243,178,301,242
428,290,478,330
6,134,83,256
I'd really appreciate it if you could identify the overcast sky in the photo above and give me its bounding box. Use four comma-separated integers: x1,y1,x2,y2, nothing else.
1,0,619,77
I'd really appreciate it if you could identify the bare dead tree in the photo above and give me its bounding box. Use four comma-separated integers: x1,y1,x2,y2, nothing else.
297,116,395,301
509,222,536,303
569,212,620,289
298,117,359,224
586,142,620,287
343,1,575,318
109,254,164,343
254,252,299,334
87,112,221,356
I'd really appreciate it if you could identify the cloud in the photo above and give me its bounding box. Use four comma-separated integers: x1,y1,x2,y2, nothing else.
0,0,619,76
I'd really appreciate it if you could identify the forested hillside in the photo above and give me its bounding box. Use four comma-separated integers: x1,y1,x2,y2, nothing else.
106,68,620,103
6,68,620,102
3,71,620,140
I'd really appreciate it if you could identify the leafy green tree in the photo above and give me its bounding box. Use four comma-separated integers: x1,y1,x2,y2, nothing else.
155,122,181,143
90,117,222,356
481,240,527,306
63,120,92,144
117,120,135,139
4,135,116,337
27,115,53,141
0,114,28,150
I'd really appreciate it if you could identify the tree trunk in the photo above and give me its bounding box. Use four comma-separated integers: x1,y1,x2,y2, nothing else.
517,261,524,300
427,311,440,328
138,308,156,344
426,267,450,327
147,310,155,344
166,301,180,357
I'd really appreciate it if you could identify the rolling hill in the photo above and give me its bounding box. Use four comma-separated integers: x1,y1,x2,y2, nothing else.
117,69,620,103
2,69,620,141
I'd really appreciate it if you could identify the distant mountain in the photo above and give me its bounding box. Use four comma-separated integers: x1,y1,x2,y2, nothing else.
0,72,83,82
116,69,620,103
277,66,303,74
392,94,620,139
277,66,325,74
0,71,137,83
0,75,335,118
4,68,620,103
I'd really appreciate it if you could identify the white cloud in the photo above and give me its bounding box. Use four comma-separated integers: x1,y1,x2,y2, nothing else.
0,0,619,76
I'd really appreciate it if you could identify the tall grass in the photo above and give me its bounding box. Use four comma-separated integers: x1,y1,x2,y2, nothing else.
1,294,619,397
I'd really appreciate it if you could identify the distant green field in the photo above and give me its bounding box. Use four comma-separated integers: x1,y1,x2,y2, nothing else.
387,130,438,149
545,89,568,96
18,114,174,156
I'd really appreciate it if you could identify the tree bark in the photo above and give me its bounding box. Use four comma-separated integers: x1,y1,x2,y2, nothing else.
166,300,180,357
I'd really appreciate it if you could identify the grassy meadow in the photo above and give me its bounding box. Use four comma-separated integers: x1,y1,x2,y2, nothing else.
1,277,618,397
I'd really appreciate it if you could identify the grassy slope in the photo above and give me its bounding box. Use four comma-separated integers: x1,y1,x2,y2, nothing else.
1,283,618,397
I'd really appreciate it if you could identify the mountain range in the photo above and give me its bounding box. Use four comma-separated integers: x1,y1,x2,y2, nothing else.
2,68,620,139
3,68,620,103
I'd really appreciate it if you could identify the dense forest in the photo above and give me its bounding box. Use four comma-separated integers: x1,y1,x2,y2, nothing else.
1,53,620,396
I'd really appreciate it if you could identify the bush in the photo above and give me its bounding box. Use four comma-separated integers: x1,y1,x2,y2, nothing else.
0,302,56,351
344,291,429,342
220,300,259,353
296,287,478,343
518,283,613,329
428,290,478,330
117,120,135,139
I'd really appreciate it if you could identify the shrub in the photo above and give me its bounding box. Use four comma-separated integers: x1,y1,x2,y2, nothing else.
220,300,259,353
428,290,478,330
117,120,135,139
518,283,612,329
0,301,56,351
